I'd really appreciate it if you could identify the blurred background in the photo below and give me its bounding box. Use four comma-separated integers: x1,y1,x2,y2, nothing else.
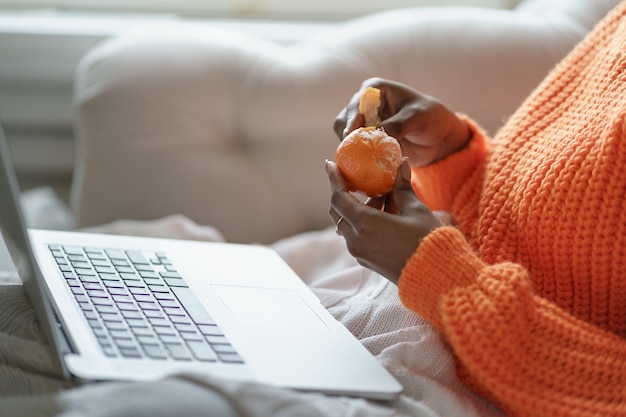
0,0,520,205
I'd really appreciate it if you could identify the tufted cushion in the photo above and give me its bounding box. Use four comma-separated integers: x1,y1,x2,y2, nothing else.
71,0,620,244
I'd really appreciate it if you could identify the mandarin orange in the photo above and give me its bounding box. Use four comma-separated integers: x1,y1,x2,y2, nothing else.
335,126,403,197
358,86,382,127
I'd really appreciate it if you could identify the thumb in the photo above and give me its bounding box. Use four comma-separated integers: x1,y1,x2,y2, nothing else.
389,159,423,215
396,158,414,193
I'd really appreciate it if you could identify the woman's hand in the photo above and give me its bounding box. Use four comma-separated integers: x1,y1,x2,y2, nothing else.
326,158,442,284
334,77,471,167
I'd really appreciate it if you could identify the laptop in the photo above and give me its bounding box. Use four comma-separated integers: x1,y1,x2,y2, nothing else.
0,120,402,400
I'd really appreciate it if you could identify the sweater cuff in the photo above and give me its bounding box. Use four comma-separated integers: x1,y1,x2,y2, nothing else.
410,115,488,211
398,226,486,332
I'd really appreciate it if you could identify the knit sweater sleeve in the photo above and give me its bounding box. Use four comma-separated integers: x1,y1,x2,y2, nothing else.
410,115,489,211
399,227,626,416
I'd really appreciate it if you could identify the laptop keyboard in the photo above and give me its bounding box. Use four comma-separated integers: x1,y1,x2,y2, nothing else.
48,244,244,364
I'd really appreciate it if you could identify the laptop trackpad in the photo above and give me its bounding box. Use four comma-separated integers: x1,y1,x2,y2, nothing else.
212,285,329,331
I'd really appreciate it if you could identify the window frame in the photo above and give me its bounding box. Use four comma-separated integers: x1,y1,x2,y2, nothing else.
0,0,522,20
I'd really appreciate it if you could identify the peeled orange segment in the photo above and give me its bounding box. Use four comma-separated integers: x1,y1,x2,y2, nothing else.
358,87,382,127
335,127,403,197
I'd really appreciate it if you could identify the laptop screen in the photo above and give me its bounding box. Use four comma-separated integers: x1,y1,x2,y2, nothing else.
0,121,37,287
0,120,70,375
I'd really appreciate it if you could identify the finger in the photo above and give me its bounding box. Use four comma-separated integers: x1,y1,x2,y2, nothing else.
396,158,413,191
382,107,429,145
343,112,364,139
333,107,348,140
342,90,366,137
390,159,424,216
326,159,349,193
325,160,359,230
364,196,386,211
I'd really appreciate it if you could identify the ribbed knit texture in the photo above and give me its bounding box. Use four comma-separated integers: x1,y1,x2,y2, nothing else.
399,2,626,416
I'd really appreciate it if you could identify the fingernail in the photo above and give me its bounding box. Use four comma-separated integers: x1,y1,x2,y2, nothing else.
325,159,330,172
401,158,411,181
400,157,411,182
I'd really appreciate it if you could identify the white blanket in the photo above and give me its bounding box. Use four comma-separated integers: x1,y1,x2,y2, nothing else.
0,216,505,417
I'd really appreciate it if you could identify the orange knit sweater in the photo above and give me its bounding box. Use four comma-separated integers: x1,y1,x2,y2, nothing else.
401,3,626,416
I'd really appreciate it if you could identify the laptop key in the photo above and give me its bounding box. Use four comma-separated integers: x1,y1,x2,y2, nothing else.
121,310,143,320
100,312,123,322
119,347,142,358
84,282,104,290
218,353,245,364
110,329,133,340
79,275,100,284
169,315,192,325
110,258,130,267
71,260,90,269
92,297,114,306
170,287,216,325
154,292,176,301
144,310,165,319
71,287,85,296
143,345,168,360
75,294,89,303
63,271,77,280
120,272,141,281
206,335,229,345
132,327,157,337
101,346,117,357
118,303,140,312
140,271,160,279
159,334,183,345
137,301,159,310
63,246,83,255
126,318,149,328
148,317,170,327
149,284,169,292
95,265,116,274
93,328,107,338
67,254,87,261
66,278,80,287
213,344,237,354
163,307,185,316
174,323,197,333
135,264,155,272
187,341,218,362
87,290,108,298
116,266,135,274
126,250,150,265
158,299,179,308
79,302,94,311
181,331,204,342
104,321,127,331
105,249,126,260
198,324,224,336
84,310,98,320
154,326,177,336
164,278,188,287
90,259,110,267
75,267,96,276
108,287,129,296
164,343,192,361
112,294,133,304
114,338,139,349
100,273,120,281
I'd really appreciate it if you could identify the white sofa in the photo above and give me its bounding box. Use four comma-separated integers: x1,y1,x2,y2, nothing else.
71,0,619,244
